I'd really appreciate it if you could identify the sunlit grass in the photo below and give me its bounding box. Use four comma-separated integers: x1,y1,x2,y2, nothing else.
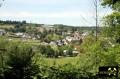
38,56,81,67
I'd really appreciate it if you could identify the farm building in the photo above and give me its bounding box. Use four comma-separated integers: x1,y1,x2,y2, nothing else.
0,29,6,35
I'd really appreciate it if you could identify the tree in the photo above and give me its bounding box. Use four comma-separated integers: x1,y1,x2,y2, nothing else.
14,24,26,32
101,0,120,11
39,45,56,58
103,12,120,40
22,20,26,24
101,0,120,43
4,43,40,79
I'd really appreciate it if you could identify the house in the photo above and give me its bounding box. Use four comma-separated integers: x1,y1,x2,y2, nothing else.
22,34,31,39
73,31,81,40
41,42,49,45
81,32,89,39
62,39,69,45
56,40,64,46
67,31,72,35
0,29,6,35
15,32,23,36
66,36,73,42
49,41,57,46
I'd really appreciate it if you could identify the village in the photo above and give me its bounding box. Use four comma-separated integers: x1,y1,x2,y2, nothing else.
0,24,91,57
0,27,89,44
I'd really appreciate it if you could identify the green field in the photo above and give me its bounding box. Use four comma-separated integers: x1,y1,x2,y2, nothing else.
0,24,14,29
38,56,81,67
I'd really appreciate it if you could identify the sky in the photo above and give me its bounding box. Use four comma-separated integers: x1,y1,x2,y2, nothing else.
0,0,112,26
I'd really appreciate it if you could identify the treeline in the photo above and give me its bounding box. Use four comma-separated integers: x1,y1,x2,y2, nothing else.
0,20,26,24
0,20,99,35
53,24,98,32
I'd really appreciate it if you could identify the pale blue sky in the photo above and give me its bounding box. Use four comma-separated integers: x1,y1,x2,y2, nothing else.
0,0,112,26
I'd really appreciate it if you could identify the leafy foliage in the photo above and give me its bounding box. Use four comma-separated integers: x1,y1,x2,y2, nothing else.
101,0,120,43
101,0,120,11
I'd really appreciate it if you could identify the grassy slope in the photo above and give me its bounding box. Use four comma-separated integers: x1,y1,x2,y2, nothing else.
38,56,80,67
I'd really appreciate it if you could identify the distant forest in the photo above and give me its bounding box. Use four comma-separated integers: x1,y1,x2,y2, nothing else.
0,20,100,32
0,20,27,24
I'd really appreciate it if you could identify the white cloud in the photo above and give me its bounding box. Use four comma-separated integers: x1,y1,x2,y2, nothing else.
0,10,112,19
12,0,69,5
0,11,96,18
0,9,112,26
